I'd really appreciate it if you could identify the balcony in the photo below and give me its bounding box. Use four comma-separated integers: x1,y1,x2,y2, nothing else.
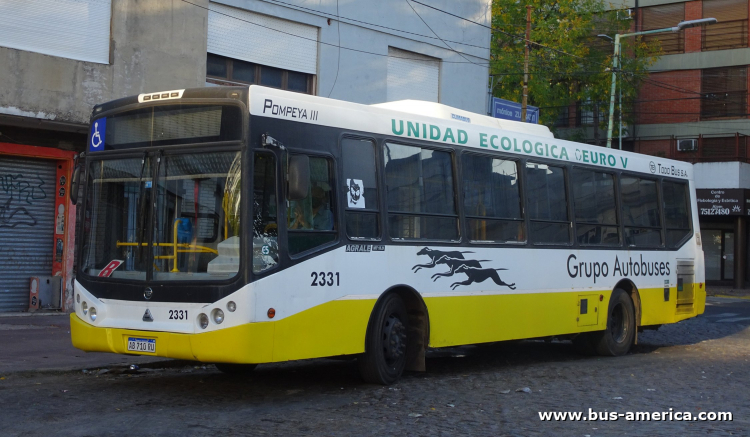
702,19,748,51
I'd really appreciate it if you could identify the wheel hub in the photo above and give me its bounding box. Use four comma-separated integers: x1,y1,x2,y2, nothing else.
382,314,407,363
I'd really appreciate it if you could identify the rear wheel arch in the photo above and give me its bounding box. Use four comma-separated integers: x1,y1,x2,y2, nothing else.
614,279,642,328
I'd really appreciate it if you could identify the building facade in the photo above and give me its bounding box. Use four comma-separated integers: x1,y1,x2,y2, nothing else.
0,0,491,312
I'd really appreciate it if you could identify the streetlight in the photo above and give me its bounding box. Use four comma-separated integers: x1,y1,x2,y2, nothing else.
604,18,718,149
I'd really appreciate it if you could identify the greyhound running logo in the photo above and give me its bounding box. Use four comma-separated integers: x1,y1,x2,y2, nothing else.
412,247,516,290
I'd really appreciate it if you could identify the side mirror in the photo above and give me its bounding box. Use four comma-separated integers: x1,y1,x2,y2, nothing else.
70,165,81,205
287,155,310,201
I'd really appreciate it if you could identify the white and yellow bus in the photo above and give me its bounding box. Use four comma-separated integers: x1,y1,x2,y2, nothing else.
71,85,704,384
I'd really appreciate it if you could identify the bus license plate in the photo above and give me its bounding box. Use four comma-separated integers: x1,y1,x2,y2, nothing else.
127,337,156,353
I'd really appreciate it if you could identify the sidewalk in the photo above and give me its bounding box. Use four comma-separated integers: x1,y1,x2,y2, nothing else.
706,285,750,299
0,313,170,374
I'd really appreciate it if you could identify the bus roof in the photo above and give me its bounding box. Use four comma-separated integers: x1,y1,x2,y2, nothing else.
371,100,554,138
243,85,692,181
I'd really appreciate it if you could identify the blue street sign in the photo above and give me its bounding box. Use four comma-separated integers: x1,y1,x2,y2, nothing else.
491,97,539,124
89,118,106,152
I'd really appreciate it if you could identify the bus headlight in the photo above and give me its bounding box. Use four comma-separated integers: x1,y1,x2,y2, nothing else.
82,301,88,315
226,301,236,312
89,307,97,321
212,309,224,324
198,313,209,329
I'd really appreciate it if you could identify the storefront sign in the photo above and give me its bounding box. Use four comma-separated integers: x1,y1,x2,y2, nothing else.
696,189,750,216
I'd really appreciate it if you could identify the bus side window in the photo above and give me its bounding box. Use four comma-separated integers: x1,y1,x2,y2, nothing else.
620,176,662,247
287,155,337,255
384,143,459,241
663,181,691,248
571,168,620,246
525,162,570,245
252,152,279,273
462,154,524,243
342,138,379,240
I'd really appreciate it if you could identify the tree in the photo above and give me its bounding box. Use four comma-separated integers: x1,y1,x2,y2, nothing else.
490,0,660,143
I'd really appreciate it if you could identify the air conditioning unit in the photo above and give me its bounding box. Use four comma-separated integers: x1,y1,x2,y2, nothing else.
677,139,698,152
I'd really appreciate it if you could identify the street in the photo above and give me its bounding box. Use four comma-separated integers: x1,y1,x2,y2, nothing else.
1,297,748,436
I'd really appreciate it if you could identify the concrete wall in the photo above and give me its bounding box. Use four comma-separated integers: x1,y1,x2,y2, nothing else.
214,0,491,113
694,161,750,188
0,0,209,126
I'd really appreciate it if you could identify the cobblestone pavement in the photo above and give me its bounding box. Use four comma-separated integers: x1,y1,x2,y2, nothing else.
1,298,748,437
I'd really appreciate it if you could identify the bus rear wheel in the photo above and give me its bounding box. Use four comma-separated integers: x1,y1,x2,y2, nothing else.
215,363,257,374
358,293,409,385
593,288,635,356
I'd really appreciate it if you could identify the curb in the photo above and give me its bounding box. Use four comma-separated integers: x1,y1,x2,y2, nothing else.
711,294,750,301
0,312,69,318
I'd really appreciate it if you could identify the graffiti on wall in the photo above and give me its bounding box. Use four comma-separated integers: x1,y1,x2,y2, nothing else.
0,174,47,228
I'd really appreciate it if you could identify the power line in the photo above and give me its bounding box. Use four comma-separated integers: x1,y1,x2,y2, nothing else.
411,0,607,69
180,0,489,65
260,0,491,50
405,0,482,66
326,0,341,98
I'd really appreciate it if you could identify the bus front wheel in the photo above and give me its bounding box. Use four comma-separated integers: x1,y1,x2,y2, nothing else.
358,293,409,385
593,288,636,356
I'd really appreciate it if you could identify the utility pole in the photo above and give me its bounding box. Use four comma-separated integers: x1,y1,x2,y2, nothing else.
618,52,623,150
521,5,531,123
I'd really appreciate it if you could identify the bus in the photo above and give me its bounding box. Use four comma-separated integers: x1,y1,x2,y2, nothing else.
71,85,704,384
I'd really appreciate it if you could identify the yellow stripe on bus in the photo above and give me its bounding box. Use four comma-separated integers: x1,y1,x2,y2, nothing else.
71,285,703,364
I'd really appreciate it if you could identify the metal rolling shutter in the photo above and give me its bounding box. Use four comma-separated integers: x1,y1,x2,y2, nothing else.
0,0,112,64
0,157,57,312
387,47,440,103
207,2,318,75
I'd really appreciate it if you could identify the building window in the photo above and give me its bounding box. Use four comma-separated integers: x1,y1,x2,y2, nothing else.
0,0,112,64
554,106,570,128
703,0,748,51
206,53,314,94
387,47,440,103
641,3,685,55
701,66,747,120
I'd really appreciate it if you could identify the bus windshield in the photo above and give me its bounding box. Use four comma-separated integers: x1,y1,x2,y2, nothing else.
81,151,242,281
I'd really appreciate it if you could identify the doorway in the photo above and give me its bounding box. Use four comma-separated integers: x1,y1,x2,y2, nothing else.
702,229,734,282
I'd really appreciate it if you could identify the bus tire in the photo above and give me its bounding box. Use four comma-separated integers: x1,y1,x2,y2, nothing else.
593,288,636,356
358,293,409,385
215,363,257,374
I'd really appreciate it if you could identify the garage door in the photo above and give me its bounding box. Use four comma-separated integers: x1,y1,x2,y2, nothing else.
387,47,440,103
0,157,56,312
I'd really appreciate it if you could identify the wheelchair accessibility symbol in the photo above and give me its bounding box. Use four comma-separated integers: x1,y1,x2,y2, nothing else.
89,118,106,151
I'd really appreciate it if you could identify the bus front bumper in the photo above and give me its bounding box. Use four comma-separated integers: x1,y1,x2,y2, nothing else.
70,313,275,364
